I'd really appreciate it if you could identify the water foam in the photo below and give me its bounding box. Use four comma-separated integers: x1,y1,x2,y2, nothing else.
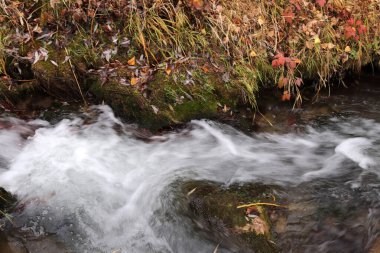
0,106,379,252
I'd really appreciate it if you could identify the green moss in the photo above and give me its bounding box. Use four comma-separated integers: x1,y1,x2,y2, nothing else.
0,187,16,219
0,80,42,104
31,45,87,100
89,71,240,130
184,181,281,252
89,77,171,129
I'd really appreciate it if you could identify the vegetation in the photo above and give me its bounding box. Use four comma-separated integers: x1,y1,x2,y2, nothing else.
0,0,379,126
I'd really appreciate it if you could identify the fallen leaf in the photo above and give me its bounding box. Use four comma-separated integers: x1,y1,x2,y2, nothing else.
130,77,139,86
251,217,269,235
305,41,314,49
314,36,321,44
128,56,136,66
201,65,210,73
316,0,326,7
151,105,159,114
50,0,59,8
190,0,204,10
165,67,172,75
283,8,295,24
321,42,335,49
258,16,265,26
32,51,40,65
295,77,303,87
50,60,58,67
344,26,356,39
278,76,289,88
235,217,269,235
249,50,257,57
282,91,291,101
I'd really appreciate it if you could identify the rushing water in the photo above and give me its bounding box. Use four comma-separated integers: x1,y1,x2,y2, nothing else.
0,76,379,252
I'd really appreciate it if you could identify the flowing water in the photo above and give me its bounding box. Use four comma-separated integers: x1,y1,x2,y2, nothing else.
0,75,379,252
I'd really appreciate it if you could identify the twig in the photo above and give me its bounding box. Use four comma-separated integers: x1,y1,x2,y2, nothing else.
64,47,87,105
257,110,273,127
237,202,286,209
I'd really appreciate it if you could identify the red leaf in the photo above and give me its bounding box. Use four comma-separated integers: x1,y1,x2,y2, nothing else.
344,26,356,39
347,18,355,26
358,25,367,35
278,57,286,66
316,0,326,7
272,53,287,68
272,59,280,67
274,53,284,59
278,76,289,88
287,60,297,70
283,8,295,24
355,20,362,26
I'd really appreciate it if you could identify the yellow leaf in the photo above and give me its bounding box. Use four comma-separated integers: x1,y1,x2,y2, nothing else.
314,36,321,44
130,77,139,86
344,46,351,53
327,43,335,49
258,17,265,26
127,56,136,66
249,50,257,57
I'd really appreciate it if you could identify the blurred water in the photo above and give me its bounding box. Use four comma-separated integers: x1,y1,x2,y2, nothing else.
0,102,379,252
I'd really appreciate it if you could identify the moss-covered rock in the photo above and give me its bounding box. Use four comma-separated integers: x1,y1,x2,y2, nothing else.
31,48,86,100
183,181,285,253
89,77,170,129
0,187,16,219
0,80,42,105
89,70,243,130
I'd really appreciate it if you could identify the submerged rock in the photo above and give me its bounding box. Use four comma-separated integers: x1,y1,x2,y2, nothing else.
183,181,287,252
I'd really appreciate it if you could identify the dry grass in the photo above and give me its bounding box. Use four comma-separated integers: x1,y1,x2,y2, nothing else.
0,0,379,107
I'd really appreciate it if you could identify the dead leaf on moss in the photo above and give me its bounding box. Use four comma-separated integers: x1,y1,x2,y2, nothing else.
235,217,269,235
128,56,136,66
130,77,139,86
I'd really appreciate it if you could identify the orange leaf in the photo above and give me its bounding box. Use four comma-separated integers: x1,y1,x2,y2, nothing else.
165,67,172,75
278,76,289,88
190,0,204,10
130,77,139,86
282,91,291,101
128,56,136,66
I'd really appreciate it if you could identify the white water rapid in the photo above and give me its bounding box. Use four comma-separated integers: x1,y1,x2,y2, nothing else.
0,105,379,252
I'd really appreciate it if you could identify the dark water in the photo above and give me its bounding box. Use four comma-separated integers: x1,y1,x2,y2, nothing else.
0,75,379,252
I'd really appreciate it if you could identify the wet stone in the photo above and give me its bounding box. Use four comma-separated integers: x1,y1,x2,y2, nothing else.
183,181,287,253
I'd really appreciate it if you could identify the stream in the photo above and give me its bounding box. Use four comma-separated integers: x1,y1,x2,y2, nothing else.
0,74,379,252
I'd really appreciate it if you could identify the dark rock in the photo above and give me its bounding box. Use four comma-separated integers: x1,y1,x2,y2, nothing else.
183,181,286,253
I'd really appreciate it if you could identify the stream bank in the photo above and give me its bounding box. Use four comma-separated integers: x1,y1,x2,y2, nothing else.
1,0,379,130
